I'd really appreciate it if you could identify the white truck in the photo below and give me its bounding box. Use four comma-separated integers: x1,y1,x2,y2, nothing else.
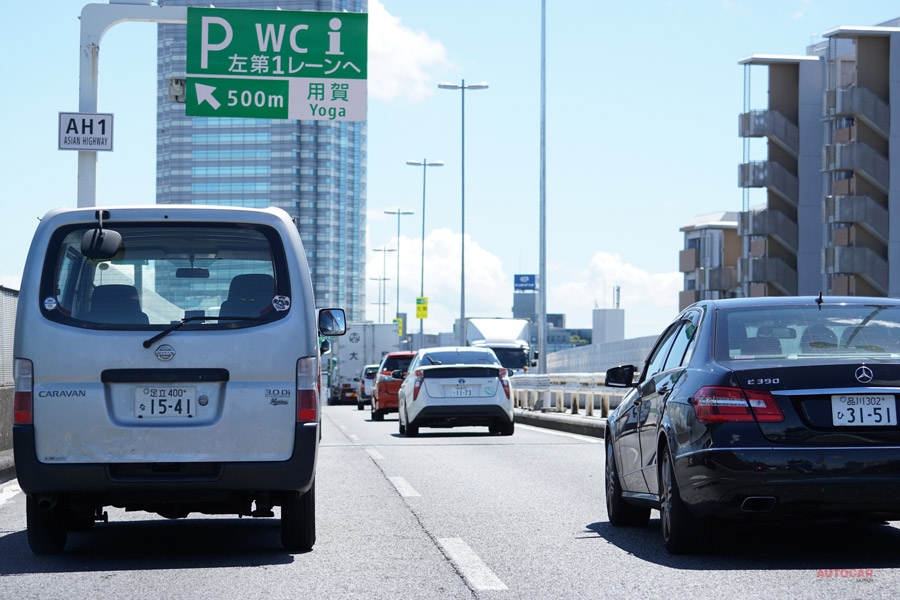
327,322,400,404
465,317,535,375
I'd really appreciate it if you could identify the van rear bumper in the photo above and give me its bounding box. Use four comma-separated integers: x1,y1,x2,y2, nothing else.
13,423,318,495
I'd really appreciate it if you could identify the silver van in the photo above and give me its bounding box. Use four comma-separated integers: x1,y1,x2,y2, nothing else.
13,205,345,554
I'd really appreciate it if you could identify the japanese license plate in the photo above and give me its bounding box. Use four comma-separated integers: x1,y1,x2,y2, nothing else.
450,386,474,397
135,386,196,419
831,394,896,426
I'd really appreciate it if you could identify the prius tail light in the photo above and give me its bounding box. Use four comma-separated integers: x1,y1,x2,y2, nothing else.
499,368,511,399
412,370,425,401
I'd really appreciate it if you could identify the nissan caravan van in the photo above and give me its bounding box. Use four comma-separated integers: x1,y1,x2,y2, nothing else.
13,205,345,555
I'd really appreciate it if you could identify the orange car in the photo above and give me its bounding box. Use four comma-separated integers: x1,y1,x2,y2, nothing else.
371,351,415,421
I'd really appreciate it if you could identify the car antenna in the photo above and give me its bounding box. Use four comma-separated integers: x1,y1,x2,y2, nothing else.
816,291,823,310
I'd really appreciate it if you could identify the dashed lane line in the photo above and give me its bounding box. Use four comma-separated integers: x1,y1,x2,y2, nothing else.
438,537,508,591
366,448,385,460
389,476,420,497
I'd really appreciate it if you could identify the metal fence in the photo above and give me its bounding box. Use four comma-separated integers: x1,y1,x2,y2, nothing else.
511,373,629,418
0,286,18,386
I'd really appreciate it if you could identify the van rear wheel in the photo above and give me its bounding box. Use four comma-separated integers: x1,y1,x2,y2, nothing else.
281,482,315,552
26,495,67,555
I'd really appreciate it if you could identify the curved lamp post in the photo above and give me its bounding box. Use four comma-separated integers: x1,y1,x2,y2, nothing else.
437,80,488,345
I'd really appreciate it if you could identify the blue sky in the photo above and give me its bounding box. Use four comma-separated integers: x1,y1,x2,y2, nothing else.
2,1,898,338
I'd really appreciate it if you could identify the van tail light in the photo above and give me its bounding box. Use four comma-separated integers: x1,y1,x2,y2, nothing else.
499,368,511,399
296,357,319,423
412,370,425,401
14,359,33,425
692,386,783,423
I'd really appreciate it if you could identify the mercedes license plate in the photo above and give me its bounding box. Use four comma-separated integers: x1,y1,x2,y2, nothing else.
831,394,896,426
136,386,196,418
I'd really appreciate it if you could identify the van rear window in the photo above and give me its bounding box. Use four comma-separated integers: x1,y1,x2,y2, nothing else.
42,222,290,329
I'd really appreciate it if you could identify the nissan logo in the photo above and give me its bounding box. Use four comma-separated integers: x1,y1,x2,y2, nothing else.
155,344,176,362
855,365,874,384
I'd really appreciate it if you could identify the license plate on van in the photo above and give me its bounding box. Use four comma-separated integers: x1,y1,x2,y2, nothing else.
135,386,196,419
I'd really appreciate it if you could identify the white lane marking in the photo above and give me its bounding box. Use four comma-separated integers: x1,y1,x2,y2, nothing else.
0,482,22,507
389,476,420,497
517,423,601,443
438,537,508,591
366,448,385,460
349,434,360,442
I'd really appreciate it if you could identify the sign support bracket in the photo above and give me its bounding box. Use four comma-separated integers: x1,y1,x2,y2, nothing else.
78,3,187,208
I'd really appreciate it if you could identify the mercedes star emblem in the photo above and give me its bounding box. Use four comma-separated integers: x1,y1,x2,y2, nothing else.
855,365,874,384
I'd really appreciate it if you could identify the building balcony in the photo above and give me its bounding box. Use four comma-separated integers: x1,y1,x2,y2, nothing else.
738,208,798,251
824,195,889,245
825,85,890,139
739,256,798,296
698,266,738,292
823,142,890,194
738,109,799,158
679,248,699,273
825,245,888,295
738,161,799,207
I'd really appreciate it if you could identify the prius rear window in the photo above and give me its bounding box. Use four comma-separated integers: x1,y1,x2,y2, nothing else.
41,223,290,329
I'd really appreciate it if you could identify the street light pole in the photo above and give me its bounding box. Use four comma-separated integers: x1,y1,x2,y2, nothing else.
406,159,444,351
438,79,488,346
538,0,548,373
384,208,414,327
372,247,395,323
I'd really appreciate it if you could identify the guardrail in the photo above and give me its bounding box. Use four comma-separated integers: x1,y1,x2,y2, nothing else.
510,373,629,418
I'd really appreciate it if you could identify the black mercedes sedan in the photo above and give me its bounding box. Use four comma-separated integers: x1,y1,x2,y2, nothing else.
604,296,900,554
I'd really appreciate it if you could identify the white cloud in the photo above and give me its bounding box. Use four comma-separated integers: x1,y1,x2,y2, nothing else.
549,251,682,338
368,0,451,100
365,230,681,341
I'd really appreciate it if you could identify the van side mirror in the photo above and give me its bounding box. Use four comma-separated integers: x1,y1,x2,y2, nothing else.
318,308,346,336
605,364,637,388
319,339,332,355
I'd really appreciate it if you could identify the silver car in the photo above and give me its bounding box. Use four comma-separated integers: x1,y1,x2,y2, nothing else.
396,346,514,437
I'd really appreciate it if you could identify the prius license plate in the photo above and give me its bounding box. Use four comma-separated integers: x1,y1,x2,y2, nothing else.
450,386,474,397
135,386,196,418
831,394,896,426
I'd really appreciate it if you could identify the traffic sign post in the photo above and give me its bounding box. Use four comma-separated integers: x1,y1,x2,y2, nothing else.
59,112,114,152
416,297,428,319
185,7,367,121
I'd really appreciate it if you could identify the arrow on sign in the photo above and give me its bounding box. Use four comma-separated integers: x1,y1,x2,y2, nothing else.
195,83,221,109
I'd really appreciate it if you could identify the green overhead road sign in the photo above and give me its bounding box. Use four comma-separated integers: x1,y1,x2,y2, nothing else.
185,7,367,121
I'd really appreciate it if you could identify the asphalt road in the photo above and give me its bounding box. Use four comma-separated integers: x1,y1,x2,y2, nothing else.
1,405,899,599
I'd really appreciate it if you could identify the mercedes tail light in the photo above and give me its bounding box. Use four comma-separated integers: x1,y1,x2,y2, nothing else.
692,386,783,423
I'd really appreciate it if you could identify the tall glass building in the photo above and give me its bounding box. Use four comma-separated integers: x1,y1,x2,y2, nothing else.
156,0,368,320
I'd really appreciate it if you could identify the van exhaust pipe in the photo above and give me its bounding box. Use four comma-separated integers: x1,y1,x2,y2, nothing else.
741,496,776,512
36,494,59,511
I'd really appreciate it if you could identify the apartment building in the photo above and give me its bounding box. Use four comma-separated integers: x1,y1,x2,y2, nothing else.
678,211,740,311
732,18,900,300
